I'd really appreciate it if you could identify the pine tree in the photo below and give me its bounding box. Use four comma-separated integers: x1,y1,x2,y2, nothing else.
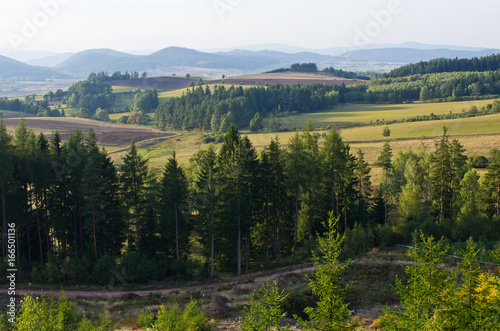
286,131,306,260
449,139,467,231
431,127,453,224
384,232,451,330
354,149,372,224
193,144,219,277
120,139,149,252
218,124,256,274
484,153,500,217
159,151,189,262
296,212,355,330
241,280,290,331
377,141,393,224
321,129,348,219
301,121,321,238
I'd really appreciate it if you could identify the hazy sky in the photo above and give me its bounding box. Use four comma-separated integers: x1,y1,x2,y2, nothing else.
0,0,498,53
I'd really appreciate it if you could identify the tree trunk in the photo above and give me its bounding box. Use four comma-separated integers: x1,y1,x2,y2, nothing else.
74,212,79,257
36,207,43,265
246,231,250,273
175,202,179,261
136,205,140,253
211,208,214,278
93,204,97,259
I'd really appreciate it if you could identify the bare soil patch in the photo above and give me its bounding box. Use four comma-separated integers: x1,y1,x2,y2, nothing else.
111,72,367,91
212,72,367,86
3,118,174,146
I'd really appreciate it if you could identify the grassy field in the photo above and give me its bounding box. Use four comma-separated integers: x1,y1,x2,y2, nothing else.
111,85,139,93
274,99,495,130
0,109,36,118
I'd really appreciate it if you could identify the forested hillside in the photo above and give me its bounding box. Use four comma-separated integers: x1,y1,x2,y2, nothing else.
386,53,500,77
1,118,500,285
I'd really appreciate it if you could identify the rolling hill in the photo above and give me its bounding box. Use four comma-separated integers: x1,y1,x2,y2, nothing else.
0,55,67,79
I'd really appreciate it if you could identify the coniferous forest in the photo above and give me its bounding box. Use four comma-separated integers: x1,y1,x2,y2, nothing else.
1,118,500,284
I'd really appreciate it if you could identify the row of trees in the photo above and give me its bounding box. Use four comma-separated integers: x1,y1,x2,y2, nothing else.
386,53,500,77
0,97,51,116
2,118,500,283
155,84,339,131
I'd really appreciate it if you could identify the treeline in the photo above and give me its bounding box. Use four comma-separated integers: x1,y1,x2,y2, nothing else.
155,84,339,131
322,66,371,80
2,119,500,285
0,97,54,117
363,70,500,103
386,53,500,78
66,74,114,115
267,63,370,80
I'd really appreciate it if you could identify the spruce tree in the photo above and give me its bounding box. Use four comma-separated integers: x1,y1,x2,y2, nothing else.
193,144,219,277
286,131,306,260
159,151,189,262
484,153,500,216
431,127,453,224
377,141,393,224
297,212,355,330
120,139,149,252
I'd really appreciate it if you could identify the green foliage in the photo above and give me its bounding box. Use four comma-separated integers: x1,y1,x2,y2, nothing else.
296,212,355,330
383,232,451,330
249,112,264,132
133,89,159,112
383,237,500,330
127,110,148,125
93,108,110,121
66,75,114,115
382,126,391,137
16,295,97,331
241,280,290,330
136,310,155,328
153,301,211,331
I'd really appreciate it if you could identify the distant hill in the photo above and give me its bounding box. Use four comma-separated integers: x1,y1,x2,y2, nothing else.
52,46,341,76
5,45,500,80
25,52,74,67
0,55,67,79
334,48,500,64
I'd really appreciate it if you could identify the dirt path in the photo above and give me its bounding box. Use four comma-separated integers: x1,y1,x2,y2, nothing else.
2,266,316,299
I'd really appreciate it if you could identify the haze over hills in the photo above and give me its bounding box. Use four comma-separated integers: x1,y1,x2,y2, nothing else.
1,43,500,80
0,54,67,79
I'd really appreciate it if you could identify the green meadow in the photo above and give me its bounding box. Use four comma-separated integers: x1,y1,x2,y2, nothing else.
275,99,495,129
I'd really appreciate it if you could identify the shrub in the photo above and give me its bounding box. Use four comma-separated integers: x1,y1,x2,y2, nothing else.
153,301,211,331
136,310,155,329
241,280,290,330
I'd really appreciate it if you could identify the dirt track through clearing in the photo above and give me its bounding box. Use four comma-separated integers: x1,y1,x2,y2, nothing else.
4,267,315,299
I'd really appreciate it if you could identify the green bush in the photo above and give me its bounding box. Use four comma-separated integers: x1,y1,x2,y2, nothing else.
136,310,155,328
153,301,211,331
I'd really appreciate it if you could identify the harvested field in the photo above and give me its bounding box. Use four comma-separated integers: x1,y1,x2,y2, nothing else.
211,72,367,86
3,117,175,146
111,76,198,91
110,72,366,91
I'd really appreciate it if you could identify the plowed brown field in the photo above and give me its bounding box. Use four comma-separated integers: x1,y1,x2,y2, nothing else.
3,118,174,146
